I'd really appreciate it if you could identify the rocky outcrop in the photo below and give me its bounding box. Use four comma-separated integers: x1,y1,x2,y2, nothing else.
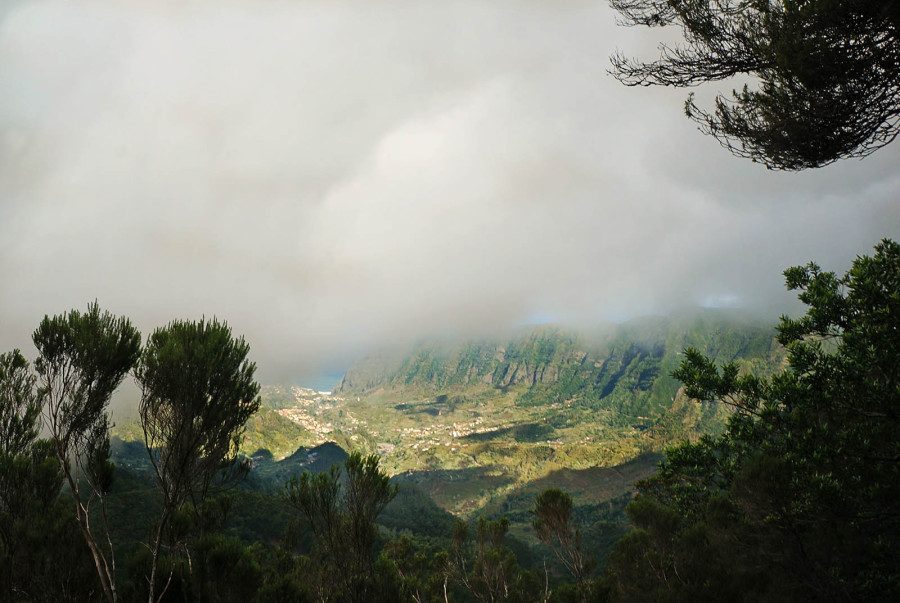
333,313,782,419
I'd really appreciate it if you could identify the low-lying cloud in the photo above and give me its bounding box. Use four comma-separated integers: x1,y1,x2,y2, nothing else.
2,0,898,389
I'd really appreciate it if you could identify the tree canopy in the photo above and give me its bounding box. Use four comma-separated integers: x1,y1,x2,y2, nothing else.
604,239,900,602
0,350,99,600
284,452,398,602
136,317,261,603
137,317,260,508
532,488,594,600
32,302,141,603
0,351,40,459
610,0,900,170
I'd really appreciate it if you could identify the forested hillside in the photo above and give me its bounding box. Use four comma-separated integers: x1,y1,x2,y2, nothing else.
207,312,782,565
336,312,782,422
3,244,898,601
297,313,785,511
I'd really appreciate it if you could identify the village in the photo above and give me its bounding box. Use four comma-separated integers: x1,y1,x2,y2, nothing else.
272,385,551,455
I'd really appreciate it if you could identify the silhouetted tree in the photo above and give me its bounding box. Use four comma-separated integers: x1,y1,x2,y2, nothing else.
0,350,48,595
605,239,900,602
136,317,260,603
532,488,594,601
33,303,141,603
610,0,900,169
284,452,398,602
447,516,541,603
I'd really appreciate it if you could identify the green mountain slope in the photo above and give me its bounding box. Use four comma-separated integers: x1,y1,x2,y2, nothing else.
336,312,781,424
242,406,315,459
110,312,784,536
314,311,784,514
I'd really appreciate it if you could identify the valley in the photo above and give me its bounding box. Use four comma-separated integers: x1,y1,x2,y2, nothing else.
106,311,786,563
230,312,786,518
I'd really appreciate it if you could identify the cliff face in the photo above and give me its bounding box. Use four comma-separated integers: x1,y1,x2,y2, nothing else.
334,327,583,393
334,313,783,421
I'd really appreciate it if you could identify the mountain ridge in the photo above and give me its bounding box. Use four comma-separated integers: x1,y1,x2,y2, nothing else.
333,311,783,425
230,311,788,516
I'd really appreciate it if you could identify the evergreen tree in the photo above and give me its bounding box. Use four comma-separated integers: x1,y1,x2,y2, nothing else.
33,303,141,603
284,452,398,602
136,317,261,603
604,239,900,602
532,488,594,602
610,1,900,169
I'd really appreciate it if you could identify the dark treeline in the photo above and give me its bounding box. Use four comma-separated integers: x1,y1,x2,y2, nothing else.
2,241,898,602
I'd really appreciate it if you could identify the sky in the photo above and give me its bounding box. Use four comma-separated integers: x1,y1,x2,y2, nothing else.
1,0,898,389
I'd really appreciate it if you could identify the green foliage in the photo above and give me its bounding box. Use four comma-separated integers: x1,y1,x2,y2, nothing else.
32,301,141,603
533,488,595,599
0,349,100,600
533,489,573,549
610,0,900,169
117,532,264,603
241,407,311,459
136,316,261,603
284,452,399,602
0,350,41,458
34,302,141,456
447,516,542,602
378,482,457,539
379,536,438,603
605,240,900,602
137,317,261,504
2,486,101,601
192,534,264,603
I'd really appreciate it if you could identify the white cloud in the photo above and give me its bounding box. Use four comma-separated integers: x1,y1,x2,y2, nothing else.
0,0,897,387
